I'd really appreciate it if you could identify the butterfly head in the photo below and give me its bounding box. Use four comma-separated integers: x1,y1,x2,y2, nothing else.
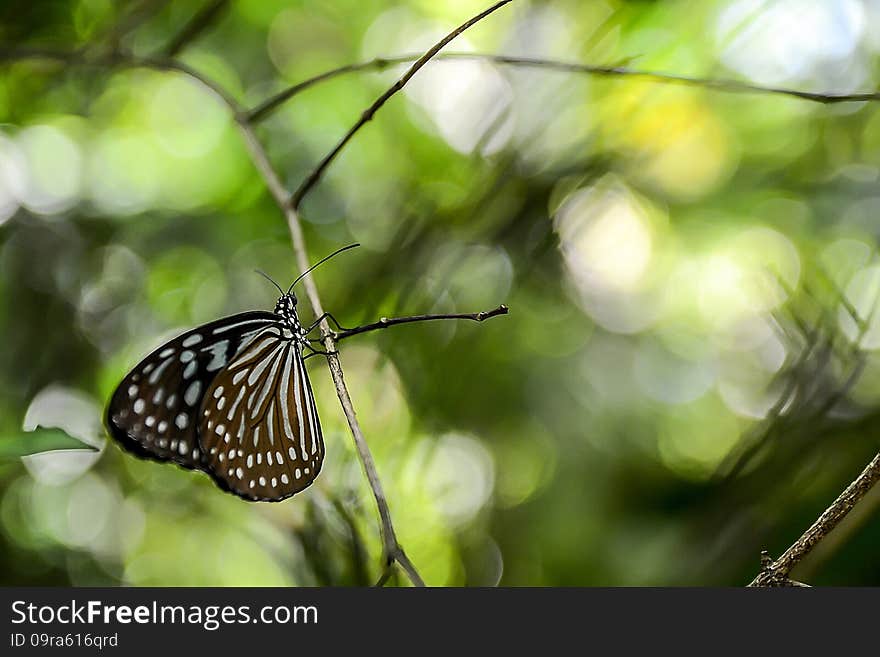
274,293,299,325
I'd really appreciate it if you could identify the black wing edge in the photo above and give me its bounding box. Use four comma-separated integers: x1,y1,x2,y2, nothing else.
104,404,208,472
204,459,324,503
103,311,280,478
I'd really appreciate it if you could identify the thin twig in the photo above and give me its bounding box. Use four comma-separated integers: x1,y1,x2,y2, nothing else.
394,548,426,587
0,48,245,113
749,451,880,586
334,305,509,342
288,0,514,211
246,52,880,124
6,47,879,122
162,0,230,57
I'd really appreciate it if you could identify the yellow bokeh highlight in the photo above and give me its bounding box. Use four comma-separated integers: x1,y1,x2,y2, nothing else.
599,83,736,199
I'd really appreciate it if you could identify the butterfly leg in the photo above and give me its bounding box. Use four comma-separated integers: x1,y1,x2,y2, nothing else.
303,344,339,360
307,312,353,334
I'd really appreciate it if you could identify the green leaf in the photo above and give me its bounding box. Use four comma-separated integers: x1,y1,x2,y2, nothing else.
0,427,99,459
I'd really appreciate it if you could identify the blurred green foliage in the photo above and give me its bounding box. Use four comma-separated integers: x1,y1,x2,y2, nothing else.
2,0,880,586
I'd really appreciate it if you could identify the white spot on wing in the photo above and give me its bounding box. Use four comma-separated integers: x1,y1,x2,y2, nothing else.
182,334,203,347
183,361,197,379
202,340,229,372
184,381,201,406
149,357,173,385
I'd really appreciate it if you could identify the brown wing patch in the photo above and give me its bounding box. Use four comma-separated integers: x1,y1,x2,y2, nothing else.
198,326,324,502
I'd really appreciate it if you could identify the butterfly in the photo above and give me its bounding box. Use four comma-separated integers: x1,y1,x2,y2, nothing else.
105,245,358,502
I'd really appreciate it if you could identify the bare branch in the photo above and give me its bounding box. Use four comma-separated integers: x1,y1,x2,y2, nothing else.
246,60,392,124
6,47,878,126
749,451,880,586
288,0,514,211
246,52,880,124
334,305,509,342
374,547,425,587
162,0,230,57
394,548,426,587
0,48,245,114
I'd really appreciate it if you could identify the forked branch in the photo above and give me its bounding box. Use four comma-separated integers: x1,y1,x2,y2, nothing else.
288,0,514,211
245,53,880,124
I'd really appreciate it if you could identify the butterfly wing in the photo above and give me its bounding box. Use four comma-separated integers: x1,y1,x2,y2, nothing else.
106,311,281,471
198,324,324,501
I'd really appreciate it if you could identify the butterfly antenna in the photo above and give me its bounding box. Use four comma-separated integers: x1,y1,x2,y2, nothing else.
287,243,360,294
255,269,285,295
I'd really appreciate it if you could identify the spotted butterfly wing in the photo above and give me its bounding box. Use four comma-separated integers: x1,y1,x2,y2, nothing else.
106,311,286,478
106,245,360,501
197,323,324,501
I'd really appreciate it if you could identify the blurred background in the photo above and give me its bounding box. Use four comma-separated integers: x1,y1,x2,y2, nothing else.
2,0,880,586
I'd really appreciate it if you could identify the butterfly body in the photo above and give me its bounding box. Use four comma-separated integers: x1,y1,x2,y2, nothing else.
106,292,324,502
